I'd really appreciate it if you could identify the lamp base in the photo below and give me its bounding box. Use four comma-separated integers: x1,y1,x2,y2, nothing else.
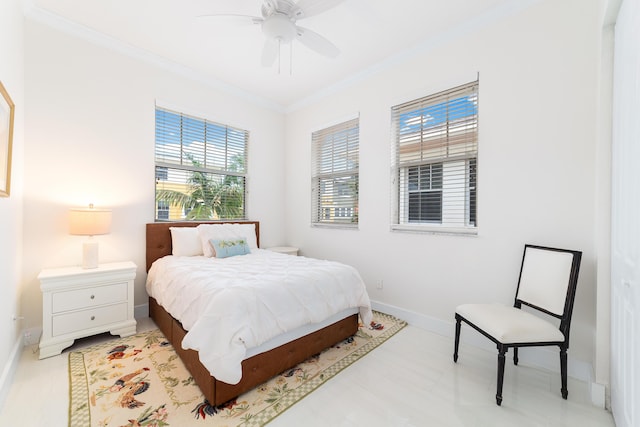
82,240,99,269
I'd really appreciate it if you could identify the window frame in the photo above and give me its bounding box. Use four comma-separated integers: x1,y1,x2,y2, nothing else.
311,117,360,228
391,81,479,235
154,106,249,221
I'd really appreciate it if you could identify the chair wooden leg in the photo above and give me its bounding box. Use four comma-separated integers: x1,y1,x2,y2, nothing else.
513,347,519,366
454,316,461,362
560,347,568,399
496,347,506,406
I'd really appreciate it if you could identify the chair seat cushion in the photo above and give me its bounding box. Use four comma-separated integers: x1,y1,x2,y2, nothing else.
456,303,565,344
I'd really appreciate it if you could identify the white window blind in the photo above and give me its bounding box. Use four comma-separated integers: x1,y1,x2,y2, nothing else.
154,107,248,220
391,81,478,233
311,117,359,227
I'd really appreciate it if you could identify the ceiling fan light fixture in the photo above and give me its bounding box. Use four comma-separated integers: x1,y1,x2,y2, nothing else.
262,14,296,43
200,0,345,68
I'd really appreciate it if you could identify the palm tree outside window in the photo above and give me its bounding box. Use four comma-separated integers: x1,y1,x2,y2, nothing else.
154,107,248,221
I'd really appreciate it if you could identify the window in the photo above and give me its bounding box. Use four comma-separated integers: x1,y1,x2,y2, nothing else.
155,166,168,181
311,117,359,227
407,163,443,223
157,201,169,220
154,107,248,221
391,81,478,233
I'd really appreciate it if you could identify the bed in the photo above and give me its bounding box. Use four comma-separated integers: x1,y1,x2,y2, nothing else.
145,221,372,406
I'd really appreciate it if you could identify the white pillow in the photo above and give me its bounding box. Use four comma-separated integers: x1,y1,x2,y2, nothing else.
170,227,203,256
197,223,258,257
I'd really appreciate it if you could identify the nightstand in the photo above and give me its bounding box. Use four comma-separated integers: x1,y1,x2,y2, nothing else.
38,261,137,359
266,246,299,256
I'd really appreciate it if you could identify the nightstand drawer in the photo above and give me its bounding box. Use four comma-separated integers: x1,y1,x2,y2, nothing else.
51,282,127,313
52,303,128,336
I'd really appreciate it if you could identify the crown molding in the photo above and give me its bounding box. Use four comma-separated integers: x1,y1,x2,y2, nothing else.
21,0,541,115
22,0,286,113
285,0,541,113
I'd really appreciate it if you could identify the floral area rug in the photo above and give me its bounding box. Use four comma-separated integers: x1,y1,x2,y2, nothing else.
68,311,406,427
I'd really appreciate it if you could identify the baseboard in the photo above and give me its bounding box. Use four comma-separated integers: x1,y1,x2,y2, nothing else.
23,327,42,346
589,380,607,409
2,302,150,412
0,332,25,413
371,300,593,383
372,300,453,337
135,302,149,320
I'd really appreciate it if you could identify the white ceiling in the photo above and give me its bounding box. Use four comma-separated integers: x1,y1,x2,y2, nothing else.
28,0,520,110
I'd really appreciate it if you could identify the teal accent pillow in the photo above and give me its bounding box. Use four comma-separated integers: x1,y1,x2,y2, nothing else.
209,238,251,258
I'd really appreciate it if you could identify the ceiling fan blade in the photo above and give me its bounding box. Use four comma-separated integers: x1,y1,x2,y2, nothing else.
295,26,340,58
261,38,279,66
261,0,278,17
197,14,263,26
291,0,346,19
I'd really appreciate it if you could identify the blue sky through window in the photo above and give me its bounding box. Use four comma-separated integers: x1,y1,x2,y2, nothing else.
399,95,477,135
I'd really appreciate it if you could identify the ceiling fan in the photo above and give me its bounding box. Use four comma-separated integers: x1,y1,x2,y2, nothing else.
200,0,346,67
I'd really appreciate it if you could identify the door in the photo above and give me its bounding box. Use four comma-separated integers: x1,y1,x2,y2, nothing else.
611,1,640,426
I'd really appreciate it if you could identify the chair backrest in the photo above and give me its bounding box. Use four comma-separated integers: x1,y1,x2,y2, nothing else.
515,245,582,326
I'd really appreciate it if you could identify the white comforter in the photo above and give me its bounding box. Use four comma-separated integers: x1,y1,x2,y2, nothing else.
146,249,372,384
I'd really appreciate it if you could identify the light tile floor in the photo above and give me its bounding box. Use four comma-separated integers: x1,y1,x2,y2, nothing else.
0,318,616,427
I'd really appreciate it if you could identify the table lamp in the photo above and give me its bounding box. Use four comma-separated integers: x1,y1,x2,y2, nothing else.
69,204,112,269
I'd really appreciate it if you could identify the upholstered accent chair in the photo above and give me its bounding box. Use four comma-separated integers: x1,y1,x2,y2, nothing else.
453,244,582,405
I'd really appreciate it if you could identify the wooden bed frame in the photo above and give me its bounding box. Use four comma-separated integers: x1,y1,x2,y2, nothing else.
146,221,359,406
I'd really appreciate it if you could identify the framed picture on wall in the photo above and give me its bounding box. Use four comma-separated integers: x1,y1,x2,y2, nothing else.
0,81,15,197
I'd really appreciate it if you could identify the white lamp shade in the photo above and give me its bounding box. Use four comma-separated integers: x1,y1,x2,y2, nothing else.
69,207,112,236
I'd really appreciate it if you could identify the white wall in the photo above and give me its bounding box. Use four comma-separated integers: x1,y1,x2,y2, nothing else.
285,0,601,370
0,0,25,410
16,0,608,388
22,20,287,332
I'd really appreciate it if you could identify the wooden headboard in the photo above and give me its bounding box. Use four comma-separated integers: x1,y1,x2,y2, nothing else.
145,221,260,272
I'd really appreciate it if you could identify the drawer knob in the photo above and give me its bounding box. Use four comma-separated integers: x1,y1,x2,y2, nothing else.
90,295,95,299
91,316,95,321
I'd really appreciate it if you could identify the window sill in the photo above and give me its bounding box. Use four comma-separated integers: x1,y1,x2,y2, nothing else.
391,224,477,236
311,223,359,230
